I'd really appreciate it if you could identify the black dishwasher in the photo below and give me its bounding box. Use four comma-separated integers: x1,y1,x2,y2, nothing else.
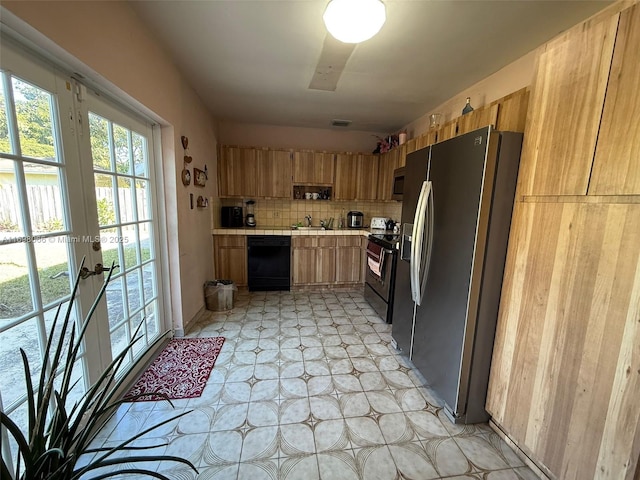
247,236,291,291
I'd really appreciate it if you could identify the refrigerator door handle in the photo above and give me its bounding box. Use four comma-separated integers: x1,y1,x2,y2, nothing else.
418,183,434,303
410,181,431,304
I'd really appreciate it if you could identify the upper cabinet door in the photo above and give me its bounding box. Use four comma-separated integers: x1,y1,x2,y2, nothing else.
517,15,618,196
357,153,379,201
256,148,292,198
589,5,640,195
218,145,257,197
377,147,403,200
334,152,358,200
293,151,334,185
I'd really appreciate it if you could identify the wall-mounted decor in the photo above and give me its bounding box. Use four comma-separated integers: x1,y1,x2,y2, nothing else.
194,168,206,187
181,136,192,163
181,135,192,186
181,168,191,186
196,195,209,208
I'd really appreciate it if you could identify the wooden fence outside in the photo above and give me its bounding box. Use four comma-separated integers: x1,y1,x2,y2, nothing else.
0,185,147,230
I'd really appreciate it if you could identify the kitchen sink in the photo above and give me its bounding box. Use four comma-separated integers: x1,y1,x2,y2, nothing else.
292,226,325,230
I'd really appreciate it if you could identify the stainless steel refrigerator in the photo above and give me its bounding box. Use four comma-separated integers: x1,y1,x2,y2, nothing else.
391,127,522,424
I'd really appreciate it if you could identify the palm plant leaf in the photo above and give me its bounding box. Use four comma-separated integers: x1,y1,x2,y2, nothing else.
0,260,199,479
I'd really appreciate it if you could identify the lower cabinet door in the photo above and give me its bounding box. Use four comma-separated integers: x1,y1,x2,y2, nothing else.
213,235,247,286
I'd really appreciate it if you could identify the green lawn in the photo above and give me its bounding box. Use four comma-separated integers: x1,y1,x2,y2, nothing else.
0,247,149,319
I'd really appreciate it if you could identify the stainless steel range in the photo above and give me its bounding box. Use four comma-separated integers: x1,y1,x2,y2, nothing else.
364,233,399,323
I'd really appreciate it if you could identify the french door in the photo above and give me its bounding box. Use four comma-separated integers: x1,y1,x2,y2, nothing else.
0,39,165,463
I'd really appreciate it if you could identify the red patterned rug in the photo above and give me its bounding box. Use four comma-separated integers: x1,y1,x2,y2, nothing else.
125,337,225,401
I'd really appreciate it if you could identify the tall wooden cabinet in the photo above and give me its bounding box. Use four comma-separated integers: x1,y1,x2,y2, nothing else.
589,5,640,195
516,12,619,196
487,4,640,480
487,202,640,479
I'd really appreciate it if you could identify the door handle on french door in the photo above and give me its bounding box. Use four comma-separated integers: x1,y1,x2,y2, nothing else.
80,263,119,279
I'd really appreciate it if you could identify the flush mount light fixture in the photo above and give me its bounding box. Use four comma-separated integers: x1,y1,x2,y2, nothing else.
323,0,386,44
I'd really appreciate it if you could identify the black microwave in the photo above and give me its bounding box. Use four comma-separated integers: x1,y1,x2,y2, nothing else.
392,167,404,201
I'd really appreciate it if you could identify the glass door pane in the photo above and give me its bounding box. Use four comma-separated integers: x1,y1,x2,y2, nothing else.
0,60,89,461
1,39,167,472
85,104,162,370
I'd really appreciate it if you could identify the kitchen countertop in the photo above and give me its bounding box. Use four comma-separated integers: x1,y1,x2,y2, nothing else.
212,227,392,237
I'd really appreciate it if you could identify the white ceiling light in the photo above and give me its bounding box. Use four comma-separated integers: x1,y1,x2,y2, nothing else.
323,0,386,44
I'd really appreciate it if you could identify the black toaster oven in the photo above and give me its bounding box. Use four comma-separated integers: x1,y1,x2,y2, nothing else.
221,206,243,228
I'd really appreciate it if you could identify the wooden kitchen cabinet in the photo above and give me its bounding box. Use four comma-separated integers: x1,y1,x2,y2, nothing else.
357,154,379,200
292,235,364,286
293,151,334,185
377,146,404,201
493,87,529,133
404,138,419,156
487,201,640,480
217,145,257,197
218,146,291,198
400,88,528,163
292,236,336,285
456,103,499,136
334,153,358,200
334,153,379,200
335,236,364,283
589,4,640,196
213,235,247,287
256,148,292,198
435,120,457,143
517,14,618,196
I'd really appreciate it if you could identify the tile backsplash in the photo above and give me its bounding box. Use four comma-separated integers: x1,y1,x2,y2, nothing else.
213,198,402,229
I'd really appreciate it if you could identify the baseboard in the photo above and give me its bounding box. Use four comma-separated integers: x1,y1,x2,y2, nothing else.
178,305,208,337
489,419,553,480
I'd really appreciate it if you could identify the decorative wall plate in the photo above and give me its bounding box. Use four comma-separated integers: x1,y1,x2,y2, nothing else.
181,168,191,186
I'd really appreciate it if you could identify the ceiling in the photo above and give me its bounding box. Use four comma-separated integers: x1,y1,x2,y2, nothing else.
130,0,610,133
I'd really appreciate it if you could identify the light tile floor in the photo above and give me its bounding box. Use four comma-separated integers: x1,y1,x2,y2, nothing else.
92,289,538,480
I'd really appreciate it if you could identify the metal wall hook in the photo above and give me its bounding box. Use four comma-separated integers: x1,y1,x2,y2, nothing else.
80,263,119,279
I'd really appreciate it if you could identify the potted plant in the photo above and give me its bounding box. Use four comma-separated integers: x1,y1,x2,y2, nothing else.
0,260,197,479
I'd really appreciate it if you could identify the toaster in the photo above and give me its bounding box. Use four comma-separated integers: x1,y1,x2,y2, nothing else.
370,217,389,229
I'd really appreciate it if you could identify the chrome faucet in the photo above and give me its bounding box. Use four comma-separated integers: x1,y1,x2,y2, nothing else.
305,215,312,227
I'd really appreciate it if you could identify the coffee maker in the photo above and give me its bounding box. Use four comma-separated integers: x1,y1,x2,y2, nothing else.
245,200,256,227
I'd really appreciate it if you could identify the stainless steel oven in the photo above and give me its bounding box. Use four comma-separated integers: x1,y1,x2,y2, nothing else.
364,234,399,323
